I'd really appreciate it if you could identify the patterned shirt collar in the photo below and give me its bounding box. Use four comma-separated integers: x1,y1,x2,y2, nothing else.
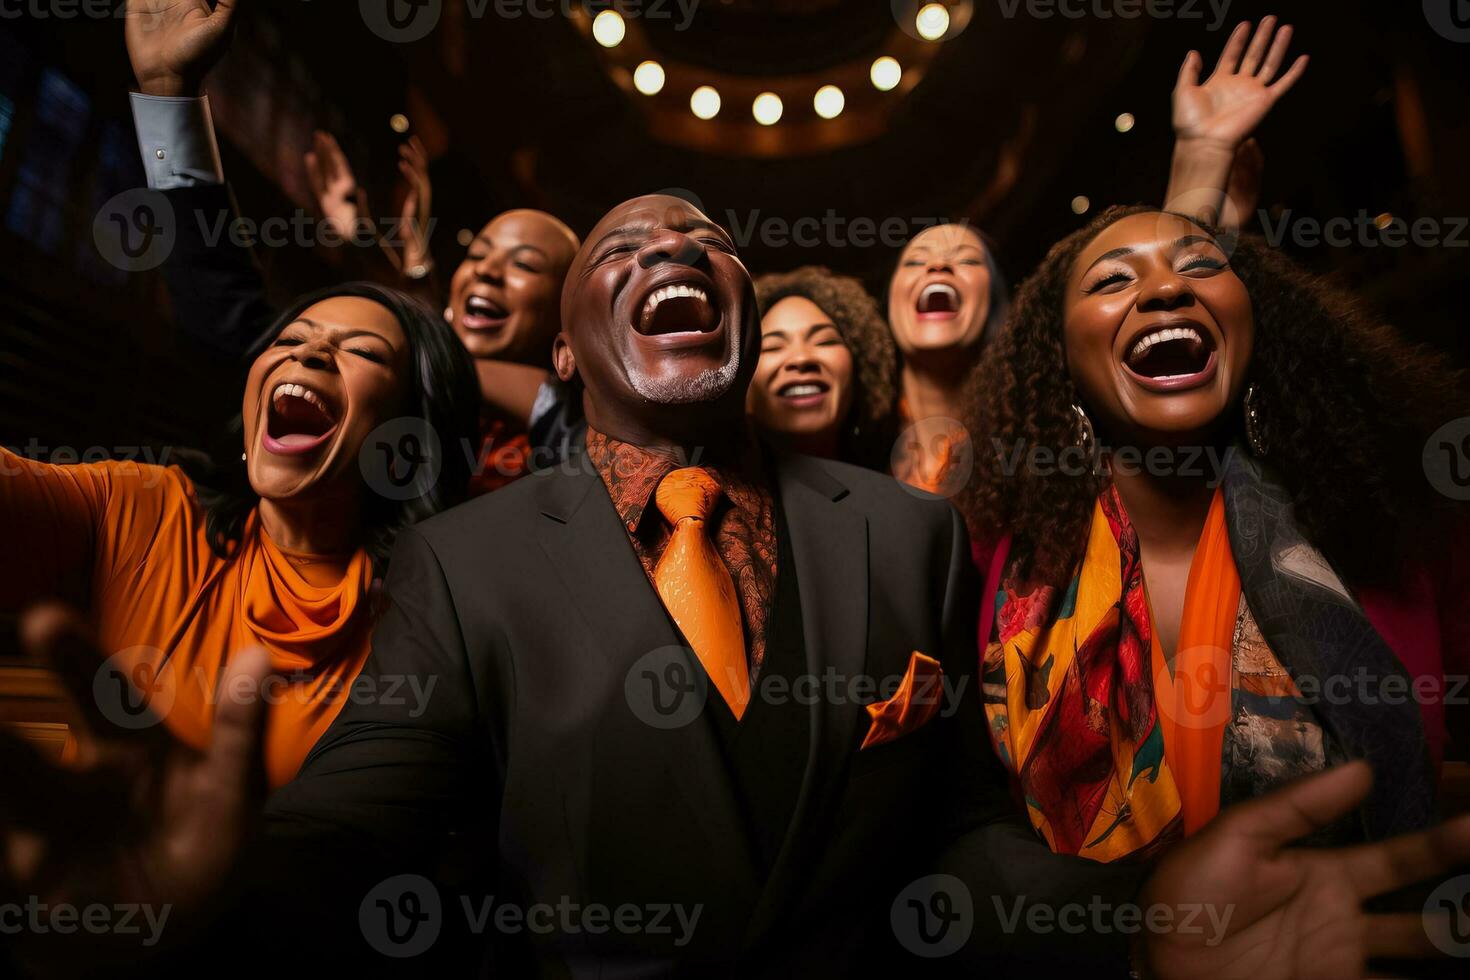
585,427,769,535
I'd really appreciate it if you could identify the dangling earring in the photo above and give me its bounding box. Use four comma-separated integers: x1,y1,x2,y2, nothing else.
241,452,248,462
444,306,455,324
1071,402,1107,478
1244,383,1268,457
1070,402,1096,457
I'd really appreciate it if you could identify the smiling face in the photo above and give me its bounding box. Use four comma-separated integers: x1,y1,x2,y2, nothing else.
241,296,410,502
554,194,757,444
747,296,855,456
1064,212,1254,446
888,224,992,358
446,209,578,365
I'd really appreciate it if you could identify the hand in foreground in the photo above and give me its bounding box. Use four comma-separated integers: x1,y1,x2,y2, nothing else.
305,130,370,244
1141,761,1470,980
125,0,242,98
1,604,269,970
1173,16,1308,153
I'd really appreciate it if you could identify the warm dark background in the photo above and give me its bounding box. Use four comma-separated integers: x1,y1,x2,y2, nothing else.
1,0,1467,460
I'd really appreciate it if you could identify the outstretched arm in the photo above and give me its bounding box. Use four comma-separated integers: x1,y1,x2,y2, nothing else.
1164,16,1308,229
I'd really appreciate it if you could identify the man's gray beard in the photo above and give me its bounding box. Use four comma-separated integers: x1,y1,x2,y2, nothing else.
628,342,741,405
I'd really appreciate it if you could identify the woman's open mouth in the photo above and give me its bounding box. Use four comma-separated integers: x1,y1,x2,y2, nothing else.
633,281,722,348
462,294,511,331
1122,322,1218,393
776,379,830,409
916,283,961,320
264,382,340,456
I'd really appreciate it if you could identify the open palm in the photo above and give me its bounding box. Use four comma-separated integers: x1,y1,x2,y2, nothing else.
1173,16,1308,149
1,605,268,971
1142,763,1470,980
125,0,241,97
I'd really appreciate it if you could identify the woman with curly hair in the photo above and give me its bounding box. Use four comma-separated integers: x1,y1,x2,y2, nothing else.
963,205,1469,865
889,17,1307,497
750,267,897,469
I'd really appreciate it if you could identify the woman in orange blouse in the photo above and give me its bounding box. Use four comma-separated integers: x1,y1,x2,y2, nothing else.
1,282,480,787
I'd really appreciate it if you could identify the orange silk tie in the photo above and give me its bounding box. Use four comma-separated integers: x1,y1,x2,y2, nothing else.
654,467,751,720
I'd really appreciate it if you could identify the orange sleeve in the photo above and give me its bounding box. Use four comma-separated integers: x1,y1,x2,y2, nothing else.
0,445,173,613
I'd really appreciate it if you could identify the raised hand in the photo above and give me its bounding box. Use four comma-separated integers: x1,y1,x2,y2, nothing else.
395,136,434,277
304,131,369,244
125,0,242,98
1173,16,1308,152
1,604,269,971
1140,762,1470,980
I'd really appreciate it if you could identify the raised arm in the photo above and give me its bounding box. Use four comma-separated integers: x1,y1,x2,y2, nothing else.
125,0,276,359
1164,16,1309,229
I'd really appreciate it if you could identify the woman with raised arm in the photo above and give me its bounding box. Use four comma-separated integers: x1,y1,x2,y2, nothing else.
125,0,581,492
887,16,1307,497
963,205,1468,866
0,283,480,787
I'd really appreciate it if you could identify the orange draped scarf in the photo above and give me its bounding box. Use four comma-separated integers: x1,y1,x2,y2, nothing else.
2,449,376,787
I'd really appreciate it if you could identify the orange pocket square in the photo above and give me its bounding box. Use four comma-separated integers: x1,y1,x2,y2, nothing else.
860,651,944,750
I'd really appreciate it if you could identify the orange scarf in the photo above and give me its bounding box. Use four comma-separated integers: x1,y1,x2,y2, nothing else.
983,487,1239,860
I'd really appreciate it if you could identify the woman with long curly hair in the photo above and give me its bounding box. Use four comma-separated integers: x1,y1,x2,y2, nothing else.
889,17,1307,497
749,267,898,469
962,205,1469,864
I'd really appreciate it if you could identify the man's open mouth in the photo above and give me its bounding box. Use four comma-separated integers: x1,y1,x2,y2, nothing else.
1122,322,1218,391
916,283,960,318
635,282,720,337
264,382,340,456
462,294,510,330
776,379,830,405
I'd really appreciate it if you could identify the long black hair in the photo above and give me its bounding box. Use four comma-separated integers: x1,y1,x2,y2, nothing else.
177,282,481,574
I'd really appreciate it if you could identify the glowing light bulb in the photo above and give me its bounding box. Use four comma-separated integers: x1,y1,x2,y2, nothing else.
633,60,665,95
690,86,721,120
870,56,902,91
916,3,950,41
813,85,845,119
592,10,625,48
752,92,783,126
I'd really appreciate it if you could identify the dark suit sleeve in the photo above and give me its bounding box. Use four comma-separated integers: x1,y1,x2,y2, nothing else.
932,503,1151,974
236,526,494,972
160,182,277,359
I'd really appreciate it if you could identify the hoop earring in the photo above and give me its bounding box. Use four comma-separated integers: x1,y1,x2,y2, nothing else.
1244,383,1268,457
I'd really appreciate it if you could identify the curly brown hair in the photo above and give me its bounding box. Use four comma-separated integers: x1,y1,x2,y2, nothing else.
961,204,1467,588
755,266,899,469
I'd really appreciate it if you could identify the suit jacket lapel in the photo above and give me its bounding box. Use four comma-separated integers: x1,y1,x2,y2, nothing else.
533,468,763,903
747,455,871,938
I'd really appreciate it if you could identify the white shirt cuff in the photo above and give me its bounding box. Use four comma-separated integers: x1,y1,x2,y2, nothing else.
129,92,225,190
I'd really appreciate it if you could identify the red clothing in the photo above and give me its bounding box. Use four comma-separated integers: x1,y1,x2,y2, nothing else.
585,428,778,676
466,416,533,497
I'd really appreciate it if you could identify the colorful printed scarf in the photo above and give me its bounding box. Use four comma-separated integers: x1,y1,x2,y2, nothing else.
981,452,1435,862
